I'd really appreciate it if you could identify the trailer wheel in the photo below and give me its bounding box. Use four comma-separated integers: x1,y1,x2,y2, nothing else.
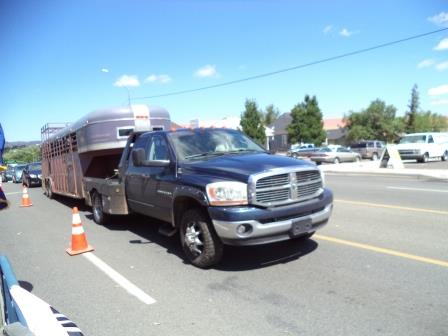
45,180,54,199
92,191,108,225
180,208,223,268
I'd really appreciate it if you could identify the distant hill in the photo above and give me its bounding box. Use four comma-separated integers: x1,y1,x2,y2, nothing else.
5,141,40,149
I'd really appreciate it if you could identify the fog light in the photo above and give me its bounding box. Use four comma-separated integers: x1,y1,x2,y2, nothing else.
236,224,253,235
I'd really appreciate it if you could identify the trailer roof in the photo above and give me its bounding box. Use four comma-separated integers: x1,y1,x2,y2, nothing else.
42,105,169,142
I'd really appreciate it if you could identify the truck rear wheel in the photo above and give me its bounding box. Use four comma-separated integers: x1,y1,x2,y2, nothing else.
180,208,223,268
92,191,109,225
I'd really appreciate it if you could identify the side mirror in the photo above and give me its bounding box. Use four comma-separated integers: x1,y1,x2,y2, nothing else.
132,148,146,166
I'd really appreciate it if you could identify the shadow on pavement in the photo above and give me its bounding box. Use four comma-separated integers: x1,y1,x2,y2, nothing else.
217,238,318,272
51,195,320,271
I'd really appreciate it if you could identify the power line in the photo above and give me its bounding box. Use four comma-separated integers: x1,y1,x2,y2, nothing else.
132,27,448,100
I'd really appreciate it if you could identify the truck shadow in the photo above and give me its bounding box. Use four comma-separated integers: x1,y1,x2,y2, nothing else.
101,213,318,271
53,196,319,271
217,239,318,271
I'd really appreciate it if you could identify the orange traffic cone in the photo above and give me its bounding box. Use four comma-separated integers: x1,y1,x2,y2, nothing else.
20,186,33,207
66,207,94,256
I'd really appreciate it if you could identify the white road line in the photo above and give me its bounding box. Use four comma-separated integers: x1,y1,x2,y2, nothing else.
83,252,156,305
387,186,448,193
4,192,22,195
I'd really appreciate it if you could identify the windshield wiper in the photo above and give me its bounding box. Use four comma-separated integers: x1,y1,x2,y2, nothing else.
225,149,265,154
185,152,227,159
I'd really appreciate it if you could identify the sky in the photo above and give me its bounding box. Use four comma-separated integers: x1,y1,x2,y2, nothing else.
1,0,448,141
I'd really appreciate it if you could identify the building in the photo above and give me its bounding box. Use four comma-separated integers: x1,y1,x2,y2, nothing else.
270,113,347,152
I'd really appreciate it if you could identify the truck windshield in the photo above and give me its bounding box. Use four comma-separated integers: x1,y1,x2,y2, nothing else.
168,128,266,161
399,135,426,144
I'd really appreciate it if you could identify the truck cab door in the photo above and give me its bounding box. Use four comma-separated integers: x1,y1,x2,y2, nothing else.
143,134,174,223
126,134,174,222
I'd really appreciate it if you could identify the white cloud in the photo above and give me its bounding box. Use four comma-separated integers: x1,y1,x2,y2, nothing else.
417,59,435,68
428,12,448,27
435,61,448,71
428,84,448,96
339,28,355,37
113,75,140,87
145,74,172,84
430,99,448,106
101,68,109,73
194,64,218,78
323,25,333,34
434,38,448,51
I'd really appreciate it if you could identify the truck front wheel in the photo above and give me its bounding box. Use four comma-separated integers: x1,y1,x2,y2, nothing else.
92,191,109,225
180,209,223,268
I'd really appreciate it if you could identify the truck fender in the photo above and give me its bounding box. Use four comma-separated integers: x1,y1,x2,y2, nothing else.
171,186,209,228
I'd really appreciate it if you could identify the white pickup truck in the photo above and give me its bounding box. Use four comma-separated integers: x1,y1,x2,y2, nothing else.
396,132,448,163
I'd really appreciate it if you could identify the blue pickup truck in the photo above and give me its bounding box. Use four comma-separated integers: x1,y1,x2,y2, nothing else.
83,128,333,268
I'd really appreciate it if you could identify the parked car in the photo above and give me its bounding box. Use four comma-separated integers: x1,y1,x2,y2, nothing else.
396,132,448,163
287,144,314,157
350,140,385,160
12,164,26,183
309,146,362,164
288,147,320,159
22,162,42,187
3,163,17,182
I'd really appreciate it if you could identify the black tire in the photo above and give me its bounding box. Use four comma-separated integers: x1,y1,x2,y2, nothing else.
355,156,361,162
419,153,429,163
180,208,223,268
45,180,54,199
442,151,448,162
333,157,340,164
372,153,378,161
92,191,108,225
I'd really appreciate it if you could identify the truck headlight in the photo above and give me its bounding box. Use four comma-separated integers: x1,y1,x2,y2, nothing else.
30,174,37,178
206,181,248,206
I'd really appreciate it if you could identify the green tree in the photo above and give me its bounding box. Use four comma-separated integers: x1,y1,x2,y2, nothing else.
263,104,280,126
4,145,41,163
240,99,266,145
287,95,326,146
413,111,448,132
405,84,419,133
344,99,404,143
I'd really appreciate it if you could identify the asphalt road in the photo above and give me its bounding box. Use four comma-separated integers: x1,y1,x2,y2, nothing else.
1,174,447,336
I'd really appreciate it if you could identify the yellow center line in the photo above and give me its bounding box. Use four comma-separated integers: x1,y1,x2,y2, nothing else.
335,199,448,216
315,234,448,268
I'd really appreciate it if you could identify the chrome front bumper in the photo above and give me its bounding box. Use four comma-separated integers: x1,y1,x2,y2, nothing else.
212,203,333,246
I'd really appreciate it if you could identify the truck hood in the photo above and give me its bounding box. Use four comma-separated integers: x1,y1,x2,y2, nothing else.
181,153,316,182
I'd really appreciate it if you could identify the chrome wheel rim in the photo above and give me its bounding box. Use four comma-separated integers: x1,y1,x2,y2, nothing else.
93,195,101,221
184,222,204,256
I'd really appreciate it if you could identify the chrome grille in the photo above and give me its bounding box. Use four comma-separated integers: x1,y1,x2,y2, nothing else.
251,169,323,207
256,174,289,189
256,188,290,204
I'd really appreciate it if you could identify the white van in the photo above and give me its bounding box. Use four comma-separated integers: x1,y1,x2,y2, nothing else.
396,132,448,163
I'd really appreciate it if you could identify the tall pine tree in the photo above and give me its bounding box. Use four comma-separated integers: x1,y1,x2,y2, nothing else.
287,95,326,146
405,84,419,133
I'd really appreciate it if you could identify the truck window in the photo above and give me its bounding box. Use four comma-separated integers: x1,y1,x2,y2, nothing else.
428,135,434,143
147,135,169,161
